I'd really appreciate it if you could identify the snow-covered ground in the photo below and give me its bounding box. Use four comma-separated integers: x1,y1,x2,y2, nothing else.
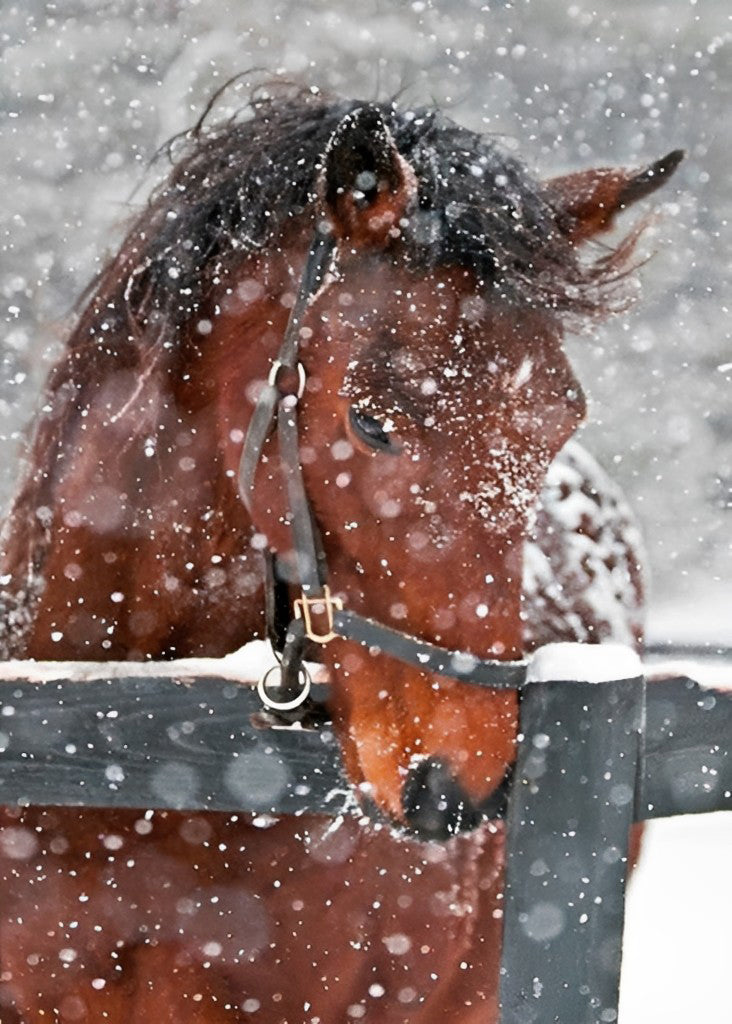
648,584,732,648
621,813,732,1024
1,1,730,1020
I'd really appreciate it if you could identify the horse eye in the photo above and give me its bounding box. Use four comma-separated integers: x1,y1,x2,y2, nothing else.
349,407,401,453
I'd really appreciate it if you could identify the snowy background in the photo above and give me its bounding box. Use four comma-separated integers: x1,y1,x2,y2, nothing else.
0,1,730,1020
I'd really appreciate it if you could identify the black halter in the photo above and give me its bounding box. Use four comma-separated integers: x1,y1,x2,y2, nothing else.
238,228,528,708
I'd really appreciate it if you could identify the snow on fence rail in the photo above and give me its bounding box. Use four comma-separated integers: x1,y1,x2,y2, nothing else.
0,640,728,1023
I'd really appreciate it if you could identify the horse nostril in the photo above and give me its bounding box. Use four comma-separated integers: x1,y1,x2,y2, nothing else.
402,758,485,841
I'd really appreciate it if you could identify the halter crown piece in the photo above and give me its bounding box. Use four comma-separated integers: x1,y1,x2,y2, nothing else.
238,141,527,711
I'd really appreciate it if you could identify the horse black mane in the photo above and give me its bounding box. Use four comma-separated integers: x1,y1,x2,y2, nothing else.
77,84,636,356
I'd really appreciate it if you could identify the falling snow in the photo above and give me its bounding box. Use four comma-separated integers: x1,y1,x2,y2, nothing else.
0,3,729,1024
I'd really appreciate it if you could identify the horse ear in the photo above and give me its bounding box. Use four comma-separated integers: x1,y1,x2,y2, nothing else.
321,106,417,246
547,149,684,243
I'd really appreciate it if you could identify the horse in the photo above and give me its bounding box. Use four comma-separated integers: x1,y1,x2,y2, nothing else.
0,86,680,1022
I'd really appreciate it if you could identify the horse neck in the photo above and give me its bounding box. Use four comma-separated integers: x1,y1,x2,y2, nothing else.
0,337,262,661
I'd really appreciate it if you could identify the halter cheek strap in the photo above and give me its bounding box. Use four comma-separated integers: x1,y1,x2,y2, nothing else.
239,230,528,707
238,228,336,512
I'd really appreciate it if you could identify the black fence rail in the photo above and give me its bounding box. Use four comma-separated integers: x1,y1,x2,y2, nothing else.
0,644,729,1023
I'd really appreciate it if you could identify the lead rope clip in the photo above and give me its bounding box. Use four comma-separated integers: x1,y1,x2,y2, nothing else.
257,663,312,711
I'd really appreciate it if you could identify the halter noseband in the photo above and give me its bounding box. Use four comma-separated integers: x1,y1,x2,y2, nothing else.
239,229,527,708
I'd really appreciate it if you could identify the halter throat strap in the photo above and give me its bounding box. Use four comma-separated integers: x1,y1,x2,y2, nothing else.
238,232,527,693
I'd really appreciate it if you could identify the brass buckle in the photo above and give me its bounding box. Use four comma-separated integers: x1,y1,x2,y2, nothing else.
294,586,344,644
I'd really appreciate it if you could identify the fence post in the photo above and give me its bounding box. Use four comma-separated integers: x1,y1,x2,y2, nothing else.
498,644,645,1024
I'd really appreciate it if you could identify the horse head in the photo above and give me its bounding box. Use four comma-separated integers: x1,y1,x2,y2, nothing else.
207,100,680,834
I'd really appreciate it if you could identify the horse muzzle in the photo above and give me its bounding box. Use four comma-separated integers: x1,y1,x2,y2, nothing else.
401,757,510,841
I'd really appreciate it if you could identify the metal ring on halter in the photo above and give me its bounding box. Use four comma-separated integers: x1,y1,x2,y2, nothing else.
257,664,312,711
268,360,306,400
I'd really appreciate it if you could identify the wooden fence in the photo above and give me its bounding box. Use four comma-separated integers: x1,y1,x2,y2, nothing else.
0,642,728,1023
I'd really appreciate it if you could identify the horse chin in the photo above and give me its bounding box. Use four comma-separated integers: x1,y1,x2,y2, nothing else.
400,757,508,842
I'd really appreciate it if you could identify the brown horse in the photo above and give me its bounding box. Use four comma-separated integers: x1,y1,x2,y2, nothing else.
0,88,679,1022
